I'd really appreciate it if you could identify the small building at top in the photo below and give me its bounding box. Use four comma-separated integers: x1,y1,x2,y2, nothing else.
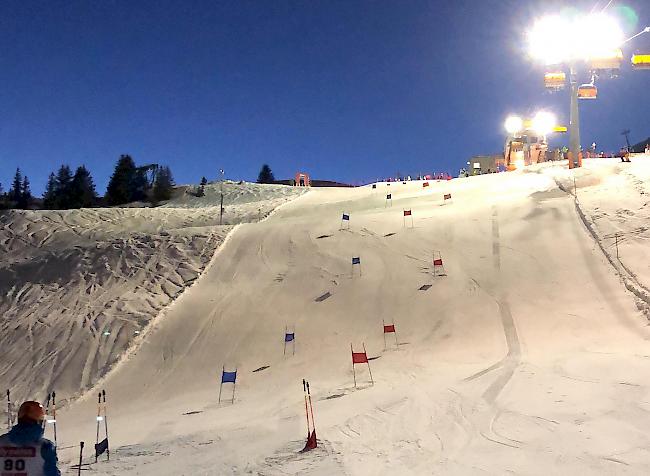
295,172,310,187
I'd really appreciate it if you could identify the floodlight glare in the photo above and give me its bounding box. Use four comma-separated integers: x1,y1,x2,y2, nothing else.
532,111,557,136
528,13,623,64
504,116,523,134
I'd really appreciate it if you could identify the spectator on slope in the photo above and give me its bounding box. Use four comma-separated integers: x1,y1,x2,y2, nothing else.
618,147,631,163
0,401,60,476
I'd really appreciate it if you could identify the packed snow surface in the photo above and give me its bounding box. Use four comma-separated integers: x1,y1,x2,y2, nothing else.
3,162,650,475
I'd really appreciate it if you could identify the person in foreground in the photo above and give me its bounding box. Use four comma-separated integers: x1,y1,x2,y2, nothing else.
0,401,61,476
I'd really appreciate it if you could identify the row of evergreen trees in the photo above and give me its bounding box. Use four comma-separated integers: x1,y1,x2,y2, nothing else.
43,165,97,209
0,169,32,209
0,155,175,210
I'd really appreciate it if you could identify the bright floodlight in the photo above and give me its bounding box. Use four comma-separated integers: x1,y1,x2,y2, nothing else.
528,13,623,64
505,116,523,134
532,111,556,136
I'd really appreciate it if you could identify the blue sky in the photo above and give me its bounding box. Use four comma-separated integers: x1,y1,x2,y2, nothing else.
1,0,649,194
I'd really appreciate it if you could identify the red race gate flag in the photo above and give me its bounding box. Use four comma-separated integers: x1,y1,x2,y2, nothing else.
383,324,396,333
352,352,368,364
351,343,374,387
403,210,411,216
444,193,452,200
423,182,429,187
433,258,443,266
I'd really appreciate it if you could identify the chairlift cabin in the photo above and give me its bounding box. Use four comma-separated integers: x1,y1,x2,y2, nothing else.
590,49,623,71
578,84,598,100
631,54,650,70
544,72,566,90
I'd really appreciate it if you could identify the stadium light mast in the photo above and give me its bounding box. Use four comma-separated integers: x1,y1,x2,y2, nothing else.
527,12,626,168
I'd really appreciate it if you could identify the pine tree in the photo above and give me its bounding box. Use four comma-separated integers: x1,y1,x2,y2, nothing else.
257,164,275,184
130,168,149,203
18,176,32,209
106,155,137,205
70,165,97,208
197,176,207,197
152,166,174,202
9,168,23,203
43,173,57,209
54,165,73,209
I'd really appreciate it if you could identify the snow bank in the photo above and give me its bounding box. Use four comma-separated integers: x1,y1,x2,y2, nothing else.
0,183,306,403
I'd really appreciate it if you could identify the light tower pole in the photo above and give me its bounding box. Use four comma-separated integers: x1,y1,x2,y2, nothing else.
568,64,581,169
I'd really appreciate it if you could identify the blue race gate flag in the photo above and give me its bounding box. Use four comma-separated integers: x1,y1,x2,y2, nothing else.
386,193,392,200
285,332,295,342
352,257,361,265
342,213,350,221
222,370,237,383
95,438,109,457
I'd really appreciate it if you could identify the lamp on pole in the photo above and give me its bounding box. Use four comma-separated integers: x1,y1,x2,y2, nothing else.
219,169,224,225
568,64,581,168
527,12,628,169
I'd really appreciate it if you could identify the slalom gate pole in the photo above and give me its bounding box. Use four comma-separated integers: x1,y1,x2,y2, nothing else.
284,326,287,356
363,343,374,385
306,381,316,434
6,390,11,430
394,326,399,347
382,320,387,350
77,442,84,476
218,367,224,404
231,381,236,404
103,390,109,461
302,380,310,436
95,393,101,463
51,391,57,446
351,344,357,389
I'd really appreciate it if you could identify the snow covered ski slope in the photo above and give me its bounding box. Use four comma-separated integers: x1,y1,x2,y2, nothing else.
7,163,650,475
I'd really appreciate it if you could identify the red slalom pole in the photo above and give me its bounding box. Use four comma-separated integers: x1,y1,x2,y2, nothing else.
306,381,316,435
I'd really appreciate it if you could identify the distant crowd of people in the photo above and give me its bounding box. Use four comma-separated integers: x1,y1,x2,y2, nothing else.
384,173,452,182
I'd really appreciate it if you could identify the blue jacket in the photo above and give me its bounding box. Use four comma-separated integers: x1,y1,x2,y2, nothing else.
0,422,60,476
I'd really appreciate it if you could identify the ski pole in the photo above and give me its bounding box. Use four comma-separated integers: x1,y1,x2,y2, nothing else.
43,392,51,430
51,391,57,446
6,389,11,430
